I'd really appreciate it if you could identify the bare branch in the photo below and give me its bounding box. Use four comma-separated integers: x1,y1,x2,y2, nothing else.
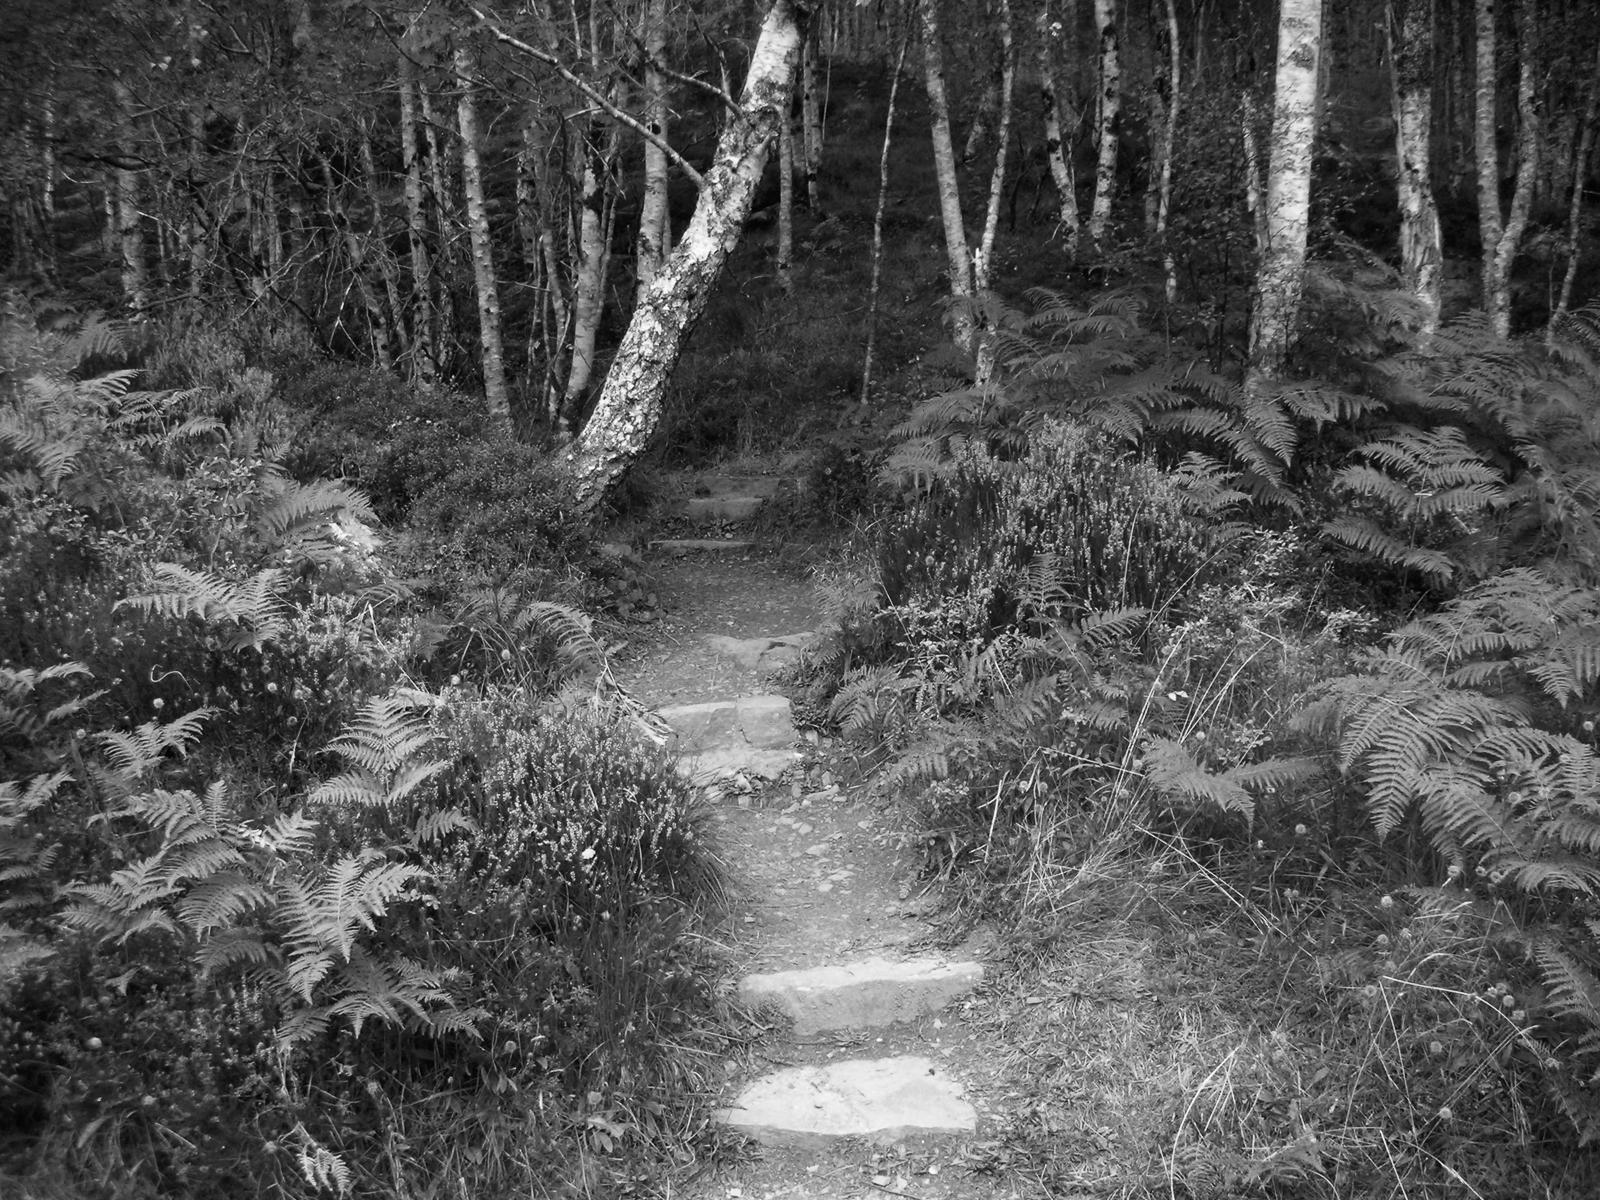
467,7,706,190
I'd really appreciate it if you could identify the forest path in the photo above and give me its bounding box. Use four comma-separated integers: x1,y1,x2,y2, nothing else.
609,485,1030,1200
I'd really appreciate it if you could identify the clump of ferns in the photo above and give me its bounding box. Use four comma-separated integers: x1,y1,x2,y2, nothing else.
1325,307,1600,591
1298,567,1600,1139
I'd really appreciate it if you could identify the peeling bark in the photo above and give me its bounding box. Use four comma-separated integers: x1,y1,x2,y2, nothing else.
1390,0,1443,336
1087,0,1121,247
455,43,511,424
565,0,808,514
921,0,977,355
1036,0,1080,254
1246,0,1322,390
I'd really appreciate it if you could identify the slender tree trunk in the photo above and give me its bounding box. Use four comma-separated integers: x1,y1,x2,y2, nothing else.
318,153,393,372
637,0,672,294
112,77,149,313
1552,43,1600,339
863,28,913,404
961,75,1001,166
1036,0,1080,255
778,97,795,291
1154,0,1180,301
801,24,825,209
1087,0,1121,246
1391,0,1443,335
921,0,977,355
398,50,437,383
565,0,807,513
563,105,622,422
455,43,511,424
973,0,1016,384
1245,0,1323,389
1478,0,1539,338
359,119,408,362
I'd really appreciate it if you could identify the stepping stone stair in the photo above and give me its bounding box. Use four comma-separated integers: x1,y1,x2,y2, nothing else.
678,474,784,526
644,521,984,1154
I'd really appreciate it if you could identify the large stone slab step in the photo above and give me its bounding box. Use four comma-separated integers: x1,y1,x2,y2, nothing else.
738,956,983,1034
649,538,754,555
656,695,798,784
716,1056,975,1147
705,632,821,674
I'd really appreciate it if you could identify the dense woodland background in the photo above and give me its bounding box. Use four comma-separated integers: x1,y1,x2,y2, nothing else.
9,0,1600,1196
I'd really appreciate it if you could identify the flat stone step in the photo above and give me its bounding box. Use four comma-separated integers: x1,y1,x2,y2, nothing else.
717,1056,975,1147
649,538,754,555
656,695,797,783
706,632,821,674
681,495,767,524
738,956,984,1034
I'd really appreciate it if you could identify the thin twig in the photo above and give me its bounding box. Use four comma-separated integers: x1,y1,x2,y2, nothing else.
467,5,706,190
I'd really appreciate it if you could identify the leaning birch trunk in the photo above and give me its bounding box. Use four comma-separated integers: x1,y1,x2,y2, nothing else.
1552,44,1600,340
398,51,436,383
1479,0,1539,339
921,0,977,356
111,76,149,313
454,44,512,424
973,0,1016,385
565,0,806,513
1036,0,1080,255
1245,0,1322,390
1087,0,1121,247
1390,0,1443,337
637,0,672,295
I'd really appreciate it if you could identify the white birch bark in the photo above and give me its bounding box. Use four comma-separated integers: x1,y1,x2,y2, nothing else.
1390,0,1443,336
637,0,672,294
566,0,806,512
112,76,149,312
1087,0,1121,247
973,0,1016,385
801,25,825,209
1241,89,1269,265
863,30,913,404
1478,0,1539,338
1036,0,1080,254
1155,0,1179,301
454,43,511,424
563,109,620,417
921,0,977,356
1245,0,1322,389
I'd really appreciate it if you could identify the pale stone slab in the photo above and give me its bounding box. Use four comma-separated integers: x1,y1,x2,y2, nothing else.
657,695,797,783
706,632,821,673
679,746,798,783
738,957,984,1034
716,1056,975,1147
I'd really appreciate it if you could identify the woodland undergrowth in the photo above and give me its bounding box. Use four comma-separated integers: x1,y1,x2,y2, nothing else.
796,285,1600,1193
0,300,727,1199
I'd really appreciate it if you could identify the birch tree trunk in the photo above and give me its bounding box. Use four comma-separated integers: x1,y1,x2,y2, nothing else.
1478,0,1539,338
778,101,795,291
1153,0,1179,301
112,76,149,313
1036,0,1080,254
563,109,621,420
863,29,913,404
1087,0,1121,247
455,43,511,424
801,25,825,209
1245,0,1323,389
973,0,1016,384
398,49,437,383
921,0,977,355
1241,89,1269,256
565,0,807,513
1390,0,1443,336
1552,43,1600,339
637,0,671,294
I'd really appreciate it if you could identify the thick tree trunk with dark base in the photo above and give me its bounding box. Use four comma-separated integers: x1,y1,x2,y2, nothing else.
565,0,808,514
